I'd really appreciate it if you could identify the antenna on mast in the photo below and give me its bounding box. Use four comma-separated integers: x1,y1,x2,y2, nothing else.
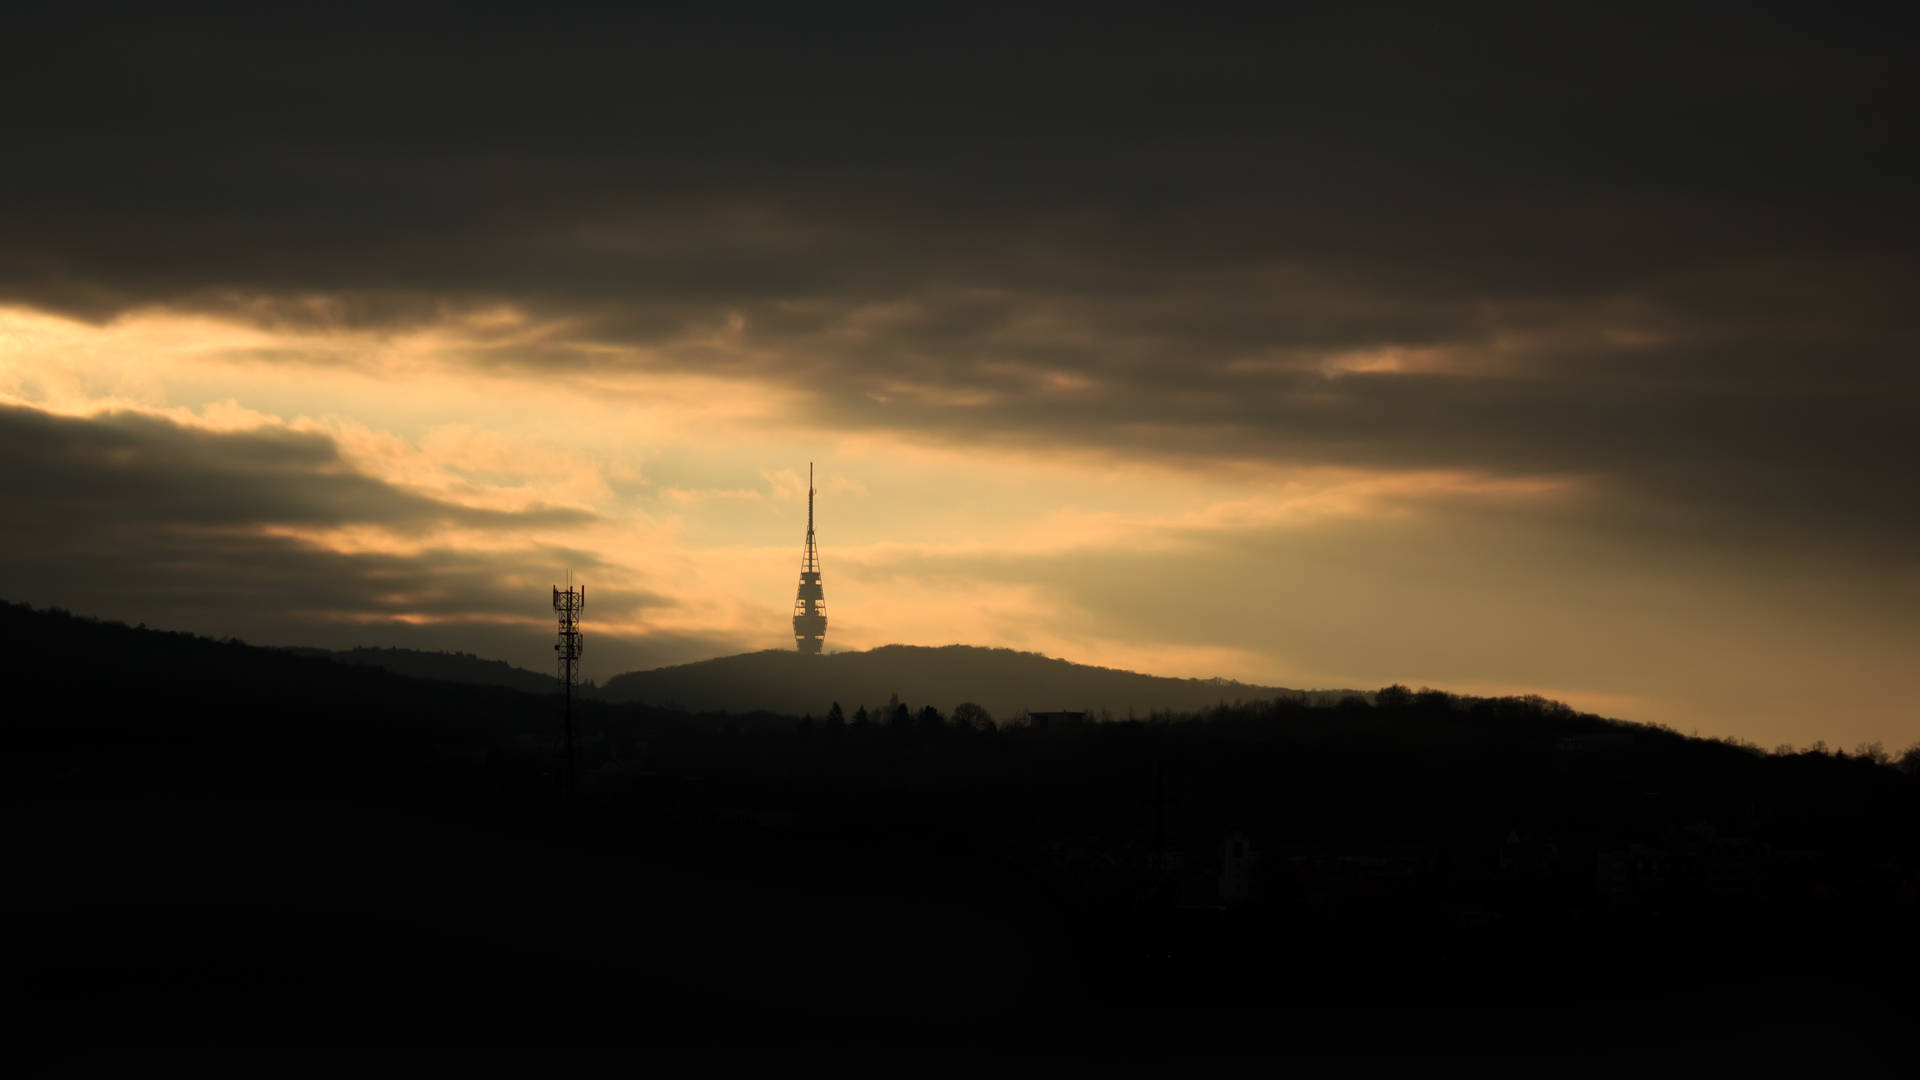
792,462,827,654
552,572,585,799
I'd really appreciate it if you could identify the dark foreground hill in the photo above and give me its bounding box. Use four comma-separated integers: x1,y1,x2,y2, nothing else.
6,600,1917,1069
284,644,559,695
598,643,1357,719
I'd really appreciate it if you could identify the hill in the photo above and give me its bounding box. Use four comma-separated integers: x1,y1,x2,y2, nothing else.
7,599,1917,1062
284,644,560,695
597,643,1358,719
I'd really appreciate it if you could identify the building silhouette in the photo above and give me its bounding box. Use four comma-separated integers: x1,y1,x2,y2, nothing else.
792,463,827,654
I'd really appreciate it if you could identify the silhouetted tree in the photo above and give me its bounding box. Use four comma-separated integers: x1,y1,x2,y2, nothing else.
952,701,992,732
892,702,911,730
852,705,870,727
826,701,846,728
1376,684,1413,708
1899,743,1920,777
917,704,944,732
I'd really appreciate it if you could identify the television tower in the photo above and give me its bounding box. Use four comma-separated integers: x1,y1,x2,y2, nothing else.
792,463,827,654
553,572,584,798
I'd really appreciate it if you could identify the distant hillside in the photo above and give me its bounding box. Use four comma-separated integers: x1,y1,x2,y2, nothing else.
597,643,1359,719
285,645,559,695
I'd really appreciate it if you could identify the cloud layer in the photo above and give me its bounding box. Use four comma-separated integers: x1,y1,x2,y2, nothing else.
3,4,1916,745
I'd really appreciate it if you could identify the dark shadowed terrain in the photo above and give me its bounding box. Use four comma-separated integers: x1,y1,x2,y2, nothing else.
275,640,1353,718
596,643,1358,719
7,601,1916,1072
282,644,564,696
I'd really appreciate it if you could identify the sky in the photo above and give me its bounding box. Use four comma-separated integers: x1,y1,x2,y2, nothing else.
3,3,1915,748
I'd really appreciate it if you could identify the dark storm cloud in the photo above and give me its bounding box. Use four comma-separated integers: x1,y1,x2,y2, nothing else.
0,405,671,649
8,3,1909,314
0,404,592,533
5,4,1915,563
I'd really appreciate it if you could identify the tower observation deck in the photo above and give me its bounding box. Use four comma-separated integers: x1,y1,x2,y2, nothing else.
792,462,827,654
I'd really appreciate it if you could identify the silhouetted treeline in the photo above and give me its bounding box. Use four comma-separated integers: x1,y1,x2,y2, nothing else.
6,601,1916,1065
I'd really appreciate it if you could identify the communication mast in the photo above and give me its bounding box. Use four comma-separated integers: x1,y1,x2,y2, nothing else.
553,572,585,798
792,463,827,654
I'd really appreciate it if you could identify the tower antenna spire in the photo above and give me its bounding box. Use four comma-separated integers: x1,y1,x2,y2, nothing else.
792,462,827,654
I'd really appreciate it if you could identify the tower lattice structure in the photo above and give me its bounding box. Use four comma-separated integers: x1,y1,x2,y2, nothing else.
552,576,584,797
792,463,827,654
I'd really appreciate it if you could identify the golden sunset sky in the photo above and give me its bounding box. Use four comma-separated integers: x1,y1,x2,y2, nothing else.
4,6,1914,748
